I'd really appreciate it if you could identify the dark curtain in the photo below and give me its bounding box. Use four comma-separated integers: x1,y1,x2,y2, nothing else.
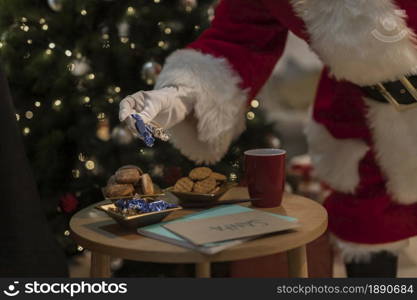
0,66,68,276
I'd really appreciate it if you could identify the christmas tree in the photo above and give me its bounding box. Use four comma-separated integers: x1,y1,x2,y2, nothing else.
0,0,281,256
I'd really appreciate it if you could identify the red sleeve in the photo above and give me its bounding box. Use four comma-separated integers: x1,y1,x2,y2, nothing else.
187,0,289,100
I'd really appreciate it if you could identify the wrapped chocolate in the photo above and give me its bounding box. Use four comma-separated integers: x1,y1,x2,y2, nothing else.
114,198,177,215
131,114,169,147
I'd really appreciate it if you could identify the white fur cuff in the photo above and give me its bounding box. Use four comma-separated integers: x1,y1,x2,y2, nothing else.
331,234,409,263
155,49,248,164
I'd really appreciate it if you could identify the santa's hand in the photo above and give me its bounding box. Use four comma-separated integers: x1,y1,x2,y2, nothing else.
119,86,194,137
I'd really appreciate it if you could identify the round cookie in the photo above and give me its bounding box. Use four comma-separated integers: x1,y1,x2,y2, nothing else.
141,173,154,195
210,172,227,182
173,177,194,193
107,175,117,185
105,184,134,198
118,165,144,175
193,177,217,194
189,167,212,181
115,168,141,184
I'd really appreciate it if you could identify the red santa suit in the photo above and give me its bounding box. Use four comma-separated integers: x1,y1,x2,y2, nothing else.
155,0,417,261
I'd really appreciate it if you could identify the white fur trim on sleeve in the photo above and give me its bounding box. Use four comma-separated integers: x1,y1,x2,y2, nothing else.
291,0,417,86
330,234,409,263
305,118,370,194
155,49,248,164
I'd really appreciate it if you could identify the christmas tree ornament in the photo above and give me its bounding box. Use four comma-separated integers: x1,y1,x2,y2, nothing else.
69,57,90,76
111,125,134,145
265,134,281,148
180,0,197,12
141,61,161,85
47,0,64,12
117,21,130,38
96,118,111,141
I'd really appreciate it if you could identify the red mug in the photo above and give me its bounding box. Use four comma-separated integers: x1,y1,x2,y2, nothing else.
244,148,286,208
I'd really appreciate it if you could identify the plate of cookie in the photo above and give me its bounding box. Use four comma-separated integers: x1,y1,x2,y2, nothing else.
166,167,237,208
102,165,164,201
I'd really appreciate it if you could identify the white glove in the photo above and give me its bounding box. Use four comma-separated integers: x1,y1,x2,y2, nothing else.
119,86,194,137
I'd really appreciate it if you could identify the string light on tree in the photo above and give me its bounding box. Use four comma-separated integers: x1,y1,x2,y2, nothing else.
229,173,238,182
246,111,255,120
25,111,34,119
42,24,49,31
23,127,30,135
97,112,106,120
65,50,72,57
34,101,41,107
72,169,80,178
27,39,32,44
53,99,62,109
250,99,260,108
20,24,29,32
39,18,46,24
80,9,87,16
85,160,95,170
16,113,20,121
78,153,86,162
126,6,136,16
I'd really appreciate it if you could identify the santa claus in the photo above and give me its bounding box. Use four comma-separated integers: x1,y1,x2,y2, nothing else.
119,0,417,277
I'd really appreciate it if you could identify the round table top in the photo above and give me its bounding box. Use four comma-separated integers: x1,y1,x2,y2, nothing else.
70,187,327,263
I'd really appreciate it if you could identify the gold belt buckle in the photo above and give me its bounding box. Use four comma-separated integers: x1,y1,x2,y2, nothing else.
375,76,417,111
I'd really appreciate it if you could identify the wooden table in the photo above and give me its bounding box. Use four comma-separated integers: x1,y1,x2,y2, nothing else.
70,187,327,278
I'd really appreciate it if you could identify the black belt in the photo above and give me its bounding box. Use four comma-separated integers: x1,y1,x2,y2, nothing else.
361,75,417,111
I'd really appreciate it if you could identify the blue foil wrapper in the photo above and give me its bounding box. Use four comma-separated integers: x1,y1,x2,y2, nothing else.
131,114,155,147
115,198,177,213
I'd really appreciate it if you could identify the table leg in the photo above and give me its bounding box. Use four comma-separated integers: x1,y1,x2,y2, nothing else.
195,262,211,278
287,245,308,278
90,252,111,278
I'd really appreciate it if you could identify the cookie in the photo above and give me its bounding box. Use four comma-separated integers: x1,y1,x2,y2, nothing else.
141,173,154,195
209,186,220,194
173,177,194,193
115,168,141,184
193,177,217,194
105,184,134,198
107,175,117,185
134,184,143,195
210,172,227,182
118,165,144,175
189,167,212,181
